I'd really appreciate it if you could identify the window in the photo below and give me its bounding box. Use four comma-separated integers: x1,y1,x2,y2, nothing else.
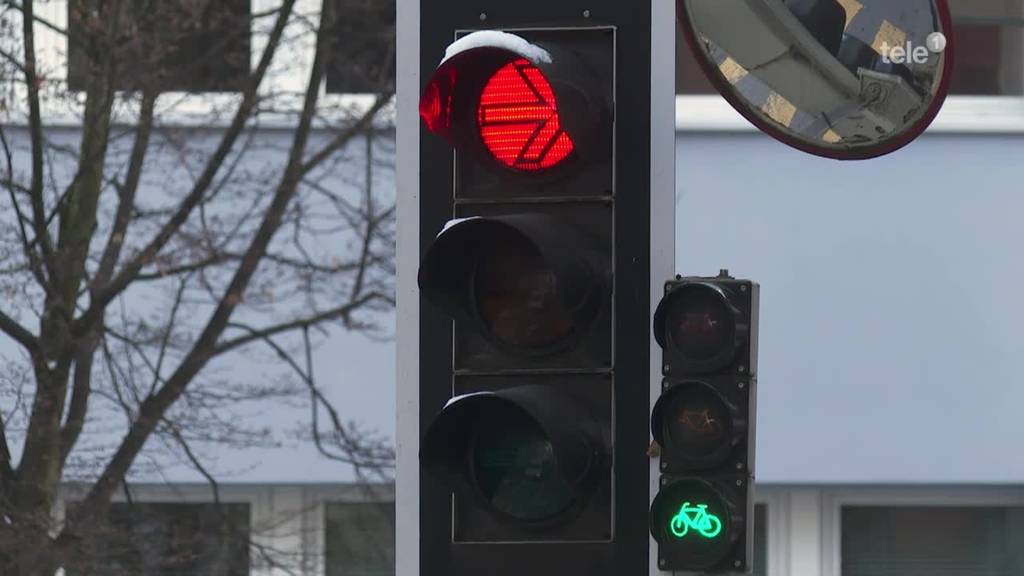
325,0,395,94
841,505,1024,576
325,501,395,576
67,502,251,576
949,0,1024,95
66,0,251,93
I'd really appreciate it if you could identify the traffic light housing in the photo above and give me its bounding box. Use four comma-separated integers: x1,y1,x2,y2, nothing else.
417,28,617,547
409,0,673,569
650,272,759,572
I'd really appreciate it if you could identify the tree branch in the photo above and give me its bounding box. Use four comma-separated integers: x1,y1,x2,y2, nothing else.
19,0,57,283
0,410,13,484
225,323,393,470
298,96,392,178
17,0,128,519
58,336,95,465
1,1,66,36
213,293,385,357
0,44,28,75
92,93,158,290
299,327,394,474
0,310,38,354
0,123,50,290
161,422,303,576
130,250,371,283
72,0,301,337
64,0,346,532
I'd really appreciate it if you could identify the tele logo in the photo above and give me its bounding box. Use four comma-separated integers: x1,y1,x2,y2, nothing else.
880,32,947,65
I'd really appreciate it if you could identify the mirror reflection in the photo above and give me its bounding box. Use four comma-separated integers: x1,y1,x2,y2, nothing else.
682,0,950,154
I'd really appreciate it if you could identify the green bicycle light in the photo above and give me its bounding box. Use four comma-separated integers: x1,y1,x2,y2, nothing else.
669,501,723,540
650,478,734,569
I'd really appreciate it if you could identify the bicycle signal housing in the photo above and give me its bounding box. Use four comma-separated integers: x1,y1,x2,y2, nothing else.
651,272,759,572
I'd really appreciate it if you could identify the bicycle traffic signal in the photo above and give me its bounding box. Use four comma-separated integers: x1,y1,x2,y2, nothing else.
650,271,759,572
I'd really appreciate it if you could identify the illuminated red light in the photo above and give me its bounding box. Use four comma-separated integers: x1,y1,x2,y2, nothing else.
477,59,575,171
420,68,455,136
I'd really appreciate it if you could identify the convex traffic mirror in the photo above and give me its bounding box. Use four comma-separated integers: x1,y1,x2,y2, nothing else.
679,0,955,159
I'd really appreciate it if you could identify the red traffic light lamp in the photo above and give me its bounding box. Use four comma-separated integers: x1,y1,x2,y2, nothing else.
419,31,611,171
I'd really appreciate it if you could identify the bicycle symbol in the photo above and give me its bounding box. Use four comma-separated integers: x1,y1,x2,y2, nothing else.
679,408,721,436
680,312,719,335
670,502,723,539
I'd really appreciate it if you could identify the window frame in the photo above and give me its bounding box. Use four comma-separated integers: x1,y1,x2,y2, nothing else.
756,487,790,576
820,485,1024,576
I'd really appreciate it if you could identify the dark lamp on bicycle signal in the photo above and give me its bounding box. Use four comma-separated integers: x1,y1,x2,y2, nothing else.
654,281,746,374
651,382,736,469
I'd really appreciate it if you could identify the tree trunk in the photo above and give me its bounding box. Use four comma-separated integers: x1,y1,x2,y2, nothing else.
0,533,62,576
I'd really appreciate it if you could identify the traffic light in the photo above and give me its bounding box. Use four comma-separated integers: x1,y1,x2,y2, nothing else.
408,0,675,567
417,28,615,546
650,272,759,572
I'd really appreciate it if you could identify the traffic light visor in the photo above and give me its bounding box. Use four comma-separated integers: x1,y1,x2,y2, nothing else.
418,215,608,352
654,282,743,372
651,381,736,469
421,386,605,522
420,31,556,141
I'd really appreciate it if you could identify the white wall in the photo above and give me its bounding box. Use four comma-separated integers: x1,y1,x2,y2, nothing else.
677,130,1024,484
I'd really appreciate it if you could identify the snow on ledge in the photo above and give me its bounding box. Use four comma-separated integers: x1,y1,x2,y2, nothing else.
441,30,552,66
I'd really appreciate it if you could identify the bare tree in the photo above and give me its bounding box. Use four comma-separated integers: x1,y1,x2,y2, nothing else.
0,1,396,574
